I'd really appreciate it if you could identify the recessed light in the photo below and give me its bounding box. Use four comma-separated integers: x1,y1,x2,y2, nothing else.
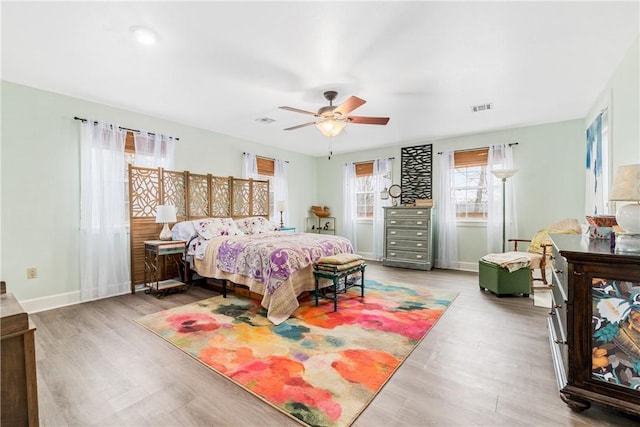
130,26,157,45
256,117,276,124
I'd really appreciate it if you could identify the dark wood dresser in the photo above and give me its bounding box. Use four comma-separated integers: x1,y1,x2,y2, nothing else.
1,289,39,426
548,234,640,416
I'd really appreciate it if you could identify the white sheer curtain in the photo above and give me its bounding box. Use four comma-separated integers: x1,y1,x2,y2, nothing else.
133,132,176,169
342,163,357,250
486,144,517,253
436,150,459,269
80,119,130,300
372,158,392,260
273,159,289,225
242,152,258,179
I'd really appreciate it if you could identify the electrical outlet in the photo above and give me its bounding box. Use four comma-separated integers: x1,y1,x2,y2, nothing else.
27,267,37,279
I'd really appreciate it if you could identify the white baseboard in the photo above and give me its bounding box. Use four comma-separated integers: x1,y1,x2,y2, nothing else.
457,261,479,272
20,291,81,314
21,288,132,314
359,252,376,261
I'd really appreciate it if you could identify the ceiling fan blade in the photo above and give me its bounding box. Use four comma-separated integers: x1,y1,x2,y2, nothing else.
283,122,316,131
279,106,319,116
347,116,390,125
333,96,366,117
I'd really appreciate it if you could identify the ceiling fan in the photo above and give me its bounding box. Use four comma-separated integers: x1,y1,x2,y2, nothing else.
279,91,390,137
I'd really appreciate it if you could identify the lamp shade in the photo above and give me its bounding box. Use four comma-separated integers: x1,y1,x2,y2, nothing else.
491,168,518,180
610,164,640,201
155,204,177,223
276,200,287,212
610,164,640,233
316,119,345,137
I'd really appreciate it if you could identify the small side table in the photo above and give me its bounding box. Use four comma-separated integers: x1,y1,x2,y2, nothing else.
143,240,187,298
279,227,296,233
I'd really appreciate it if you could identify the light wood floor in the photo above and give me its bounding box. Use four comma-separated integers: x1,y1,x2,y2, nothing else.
32,263,639,426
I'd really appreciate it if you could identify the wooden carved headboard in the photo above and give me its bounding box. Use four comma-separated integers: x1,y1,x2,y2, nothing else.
128,164,269,289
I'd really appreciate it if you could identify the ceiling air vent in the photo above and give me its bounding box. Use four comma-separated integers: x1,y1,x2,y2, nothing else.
256,117,275,124
471,103,493,113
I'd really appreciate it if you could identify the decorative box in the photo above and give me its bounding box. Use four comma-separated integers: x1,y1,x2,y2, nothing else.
582,225,613,240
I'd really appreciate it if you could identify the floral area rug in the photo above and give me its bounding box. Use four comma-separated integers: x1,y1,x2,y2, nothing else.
135,280,457,427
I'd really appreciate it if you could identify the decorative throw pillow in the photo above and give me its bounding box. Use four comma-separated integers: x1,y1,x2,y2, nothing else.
234,216,278,234
171,221,197,241
194,218,244,240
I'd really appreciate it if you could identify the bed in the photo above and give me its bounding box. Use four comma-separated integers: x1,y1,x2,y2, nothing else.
127,164,357,324
173,216,356,324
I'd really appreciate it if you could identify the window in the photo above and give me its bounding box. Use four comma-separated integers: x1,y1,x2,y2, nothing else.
354,161,387,219
451,148,490,220
256,156,276,219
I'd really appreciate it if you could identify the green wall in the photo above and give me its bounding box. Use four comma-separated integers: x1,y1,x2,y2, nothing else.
316,36,639,270
0,82,317,308
2,35,637,307
316,119,585,269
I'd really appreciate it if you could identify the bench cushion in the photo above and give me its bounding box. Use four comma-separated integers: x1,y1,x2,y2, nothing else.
317,253,363,265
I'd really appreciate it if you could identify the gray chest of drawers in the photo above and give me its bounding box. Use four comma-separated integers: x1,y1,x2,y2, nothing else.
383,206,433,270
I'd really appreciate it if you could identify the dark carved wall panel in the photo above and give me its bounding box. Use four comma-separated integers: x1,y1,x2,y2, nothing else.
401,144,432,205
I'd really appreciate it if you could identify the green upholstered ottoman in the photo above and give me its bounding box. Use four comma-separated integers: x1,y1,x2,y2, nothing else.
478,260,530,297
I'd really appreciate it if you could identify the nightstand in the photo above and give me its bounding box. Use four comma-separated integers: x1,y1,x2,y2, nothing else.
143,240,187,298
279,227,296,232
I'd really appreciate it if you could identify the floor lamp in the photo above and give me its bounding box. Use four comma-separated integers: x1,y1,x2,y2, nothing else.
492,169,518,252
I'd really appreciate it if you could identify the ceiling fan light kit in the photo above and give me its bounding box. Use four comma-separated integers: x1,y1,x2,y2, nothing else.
280,90,389,139
316,119,346,137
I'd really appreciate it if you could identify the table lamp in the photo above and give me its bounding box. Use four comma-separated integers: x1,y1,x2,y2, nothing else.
276,200,287,228
610,164,640,252
156,204,177,240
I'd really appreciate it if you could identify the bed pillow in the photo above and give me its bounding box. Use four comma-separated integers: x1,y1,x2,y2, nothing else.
193,218,244,240
171,221,197,241
234,216,278,234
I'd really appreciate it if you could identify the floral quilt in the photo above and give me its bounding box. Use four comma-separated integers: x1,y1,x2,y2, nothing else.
215,232,354,294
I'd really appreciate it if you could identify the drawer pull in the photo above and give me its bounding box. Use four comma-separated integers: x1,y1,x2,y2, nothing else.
554,339,566,345
553,304,562,309
390,211,397,215
390,220,397,224
573,271,584,276
416,243,423,247
417,211,423,214
390,231,396,235
555,269,563,275
416,255,423,259
416,232,423,236
390,252,396,256
390,242,396,245
416,221,423,225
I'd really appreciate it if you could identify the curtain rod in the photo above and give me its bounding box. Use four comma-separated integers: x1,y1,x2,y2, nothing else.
243,152,289,164
437,142,518,155
353,157,395,165
74,116,180,141
346,157,395,166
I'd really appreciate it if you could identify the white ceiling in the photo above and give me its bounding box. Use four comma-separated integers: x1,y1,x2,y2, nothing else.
2,1,638,157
